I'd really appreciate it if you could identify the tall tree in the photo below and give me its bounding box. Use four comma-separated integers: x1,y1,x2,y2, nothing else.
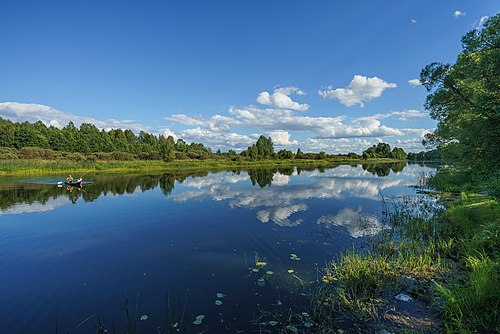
421,14,500,174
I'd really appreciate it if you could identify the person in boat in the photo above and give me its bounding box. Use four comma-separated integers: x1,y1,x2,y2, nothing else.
66,175,73,182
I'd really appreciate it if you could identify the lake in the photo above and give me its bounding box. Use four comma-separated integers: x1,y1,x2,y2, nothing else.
0,162,435,333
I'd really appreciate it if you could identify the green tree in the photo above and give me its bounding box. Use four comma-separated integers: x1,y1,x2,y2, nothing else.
255,135,274,157
420,14,500,174
390,147,407,160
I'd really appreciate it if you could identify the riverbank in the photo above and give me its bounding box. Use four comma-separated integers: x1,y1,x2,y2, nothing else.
0,158,404,175
311,169,499,333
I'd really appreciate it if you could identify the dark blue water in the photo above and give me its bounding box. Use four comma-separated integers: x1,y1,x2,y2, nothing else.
0,163,435,333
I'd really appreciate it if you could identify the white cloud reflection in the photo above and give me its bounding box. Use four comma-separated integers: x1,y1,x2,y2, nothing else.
0,197,71,215
168,164,433,233
317,207,383,238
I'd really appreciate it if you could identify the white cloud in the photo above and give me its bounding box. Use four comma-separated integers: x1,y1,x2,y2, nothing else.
166,114,205,126
454,10,466,18
228,106,406,139
408,79,421,87
162,128,178,140
178,127,257,150
0,102,151,133
268,130,298,146
319,75,397,107
410,19,417,24
256,86,309,111
359,109,428,121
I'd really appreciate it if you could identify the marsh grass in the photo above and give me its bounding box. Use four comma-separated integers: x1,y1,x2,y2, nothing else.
0,157,402,175
310,192,453,332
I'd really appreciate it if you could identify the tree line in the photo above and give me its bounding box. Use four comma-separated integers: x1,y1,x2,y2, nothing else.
0,117,413,162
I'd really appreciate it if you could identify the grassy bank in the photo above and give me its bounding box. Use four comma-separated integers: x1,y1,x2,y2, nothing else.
311,170,499,333
0,157,402,175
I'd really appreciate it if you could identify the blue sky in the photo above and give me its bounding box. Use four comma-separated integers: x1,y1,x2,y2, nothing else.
0,1,498,153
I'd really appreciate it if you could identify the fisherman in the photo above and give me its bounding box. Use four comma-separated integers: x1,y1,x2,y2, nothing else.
66,175,73,182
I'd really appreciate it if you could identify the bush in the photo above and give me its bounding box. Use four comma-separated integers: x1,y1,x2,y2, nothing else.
0,153,18,160
137,152,162,160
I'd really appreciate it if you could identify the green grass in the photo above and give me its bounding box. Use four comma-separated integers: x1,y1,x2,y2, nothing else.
0,157,403,175
311,170,500,333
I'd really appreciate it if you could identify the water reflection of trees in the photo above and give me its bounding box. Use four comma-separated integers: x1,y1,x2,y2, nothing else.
0,162,410,212
0,172,207,211
361,161,406,177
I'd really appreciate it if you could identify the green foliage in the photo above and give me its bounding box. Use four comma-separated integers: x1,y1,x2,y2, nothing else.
407,149,441,161
362,142,406,159
421,14,500,175
0,117,212,161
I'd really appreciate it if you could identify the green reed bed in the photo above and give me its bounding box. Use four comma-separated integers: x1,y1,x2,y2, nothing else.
0,157,400,175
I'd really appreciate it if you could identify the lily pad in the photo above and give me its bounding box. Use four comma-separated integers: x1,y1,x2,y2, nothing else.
216,293,225,298
287,269,295,274
257,278,266,287
266,270,274,275
287,325,298,333
215,300,223,306
140,314,148,321
302,312,310,317
252,268,260,273
193,319,202,325
256,261,267,267
304,322,313,328
290,253,297,258
269,320,278,326
195,315,205,320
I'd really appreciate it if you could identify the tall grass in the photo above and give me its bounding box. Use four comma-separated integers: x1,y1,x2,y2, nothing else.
0,157,402,175
311,177,500,332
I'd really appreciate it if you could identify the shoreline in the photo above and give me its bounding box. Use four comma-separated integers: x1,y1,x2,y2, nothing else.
0,158,407,176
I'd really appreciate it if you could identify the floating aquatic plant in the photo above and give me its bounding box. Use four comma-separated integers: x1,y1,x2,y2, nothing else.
252,268,259,273
216,293,225,298
256,261,267,267
257,278,266,287
290,254,301,261
287,324,298,333
288,269,295,274
140,314,148,321
269,320,278,326
304,322,313,328
193,314,204,325
301,312,309,317
266,270,274,275
215,300,223,306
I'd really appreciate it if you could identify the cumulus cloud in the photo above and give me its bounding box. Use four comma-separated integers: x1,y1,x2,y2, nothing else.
319,75,397,107
408,79,421,87
177,127,257,150
0,102,151,133
454,10,466,18
256,86,309,111
410,19,417,24
228,106,406,139
268,130,298,146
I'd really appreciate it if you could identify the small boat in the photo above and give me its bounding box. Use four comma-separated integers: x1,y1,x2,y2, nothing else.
64,179,82,187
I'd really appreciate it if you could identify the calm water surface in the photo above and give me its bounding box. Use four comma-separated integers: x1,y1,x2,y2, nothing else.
0,163,435,333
